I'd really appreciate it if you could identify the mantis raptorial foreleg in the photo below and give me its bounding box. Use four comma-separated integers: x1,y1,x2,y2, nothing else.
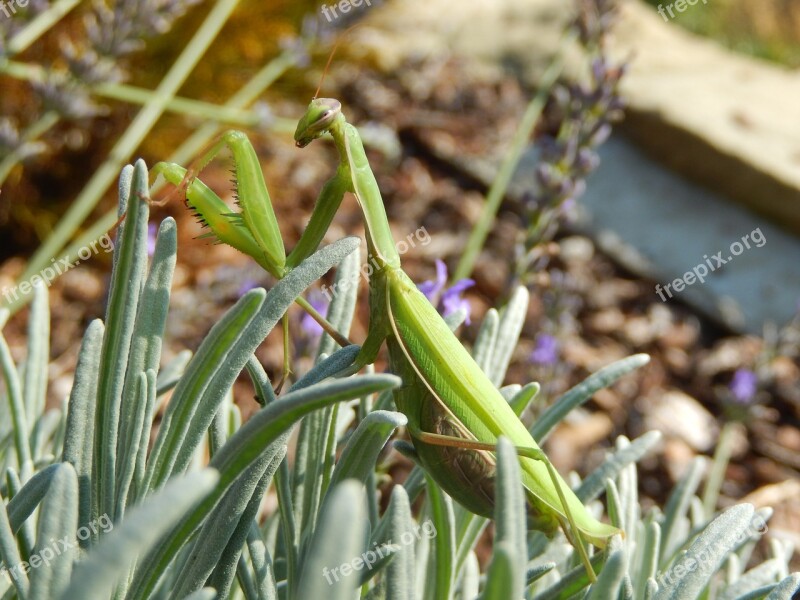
151,131,352,388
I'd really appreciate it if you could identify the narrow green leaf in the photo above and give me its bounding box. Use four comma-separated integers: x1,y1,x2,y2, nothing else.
116,370,154,518
62,319,103,539
7,464,60,533
605,479,624,530
0,330,31,469
375,486,416,600
576,431,661,503
473,308,499,375
330,411,406,488
58,469,219,600
5,468,35,561
292,344,362,548
634,520,661,600
461,551,480,598
295,480,367,600
660,457,706,560
317,245,359,359
493,437,526,599
94,159,150,521
142,288,266,492
480,541,516,600
28,463,78,600
506,382,539,419
587,550,625,599
719,558,786,600
531,553,607,600
654,504,756,600
243,523,278,600
424,474,455,600
531,354,650,442
117,217,177,508
526,562,556,585
128,374,400,600
246,355,275,407
765,574,800,599
292,345,361,556
453,510,489,580
488,287,529,387
617,442,640,537
0,487,29,598
24,281,49,447
293,345,360,391
144,236,361,492
179,449,286,599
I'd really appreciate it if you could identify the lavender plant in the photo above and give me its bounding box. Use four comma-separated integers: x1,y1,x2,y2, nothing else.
0,162,795,599
515,0,625,282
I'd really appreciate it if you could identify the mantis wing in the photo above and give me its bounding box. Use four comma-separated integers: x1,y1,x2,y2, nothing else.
384,266,620,548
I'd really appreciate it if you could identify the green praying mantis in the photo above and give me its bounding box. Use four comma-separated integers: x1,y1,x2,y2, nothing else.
151,96,621,581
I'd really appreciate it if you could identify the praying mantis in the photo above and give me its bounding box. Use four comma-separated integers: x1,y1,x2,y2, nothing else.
151,97,620,581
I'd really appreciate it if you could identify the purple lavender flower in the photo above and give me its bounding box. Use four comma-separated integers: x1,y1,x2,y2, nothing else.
514,0,625,281
300,293,329,338
237,278,260,297
418,259,475,324
442,279,476,324
730,369,758,404
147,223,158,257
530,334,559,366
419,259,448,300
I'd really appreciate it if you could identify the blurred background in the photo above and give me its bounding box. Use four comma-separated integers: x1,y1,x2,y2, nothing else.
1,0,799,564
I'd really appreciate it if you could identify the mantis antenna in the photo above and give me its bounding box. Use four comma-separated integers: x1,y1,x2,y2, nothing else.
313,23,362,99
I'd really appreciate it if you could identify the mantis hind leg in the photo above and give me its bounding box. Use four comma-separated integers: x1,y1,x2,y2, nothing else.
412,429,597,582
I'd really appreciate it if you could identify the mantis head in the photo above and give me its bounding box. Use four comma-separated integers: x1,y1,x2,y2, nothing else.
294,98,342,148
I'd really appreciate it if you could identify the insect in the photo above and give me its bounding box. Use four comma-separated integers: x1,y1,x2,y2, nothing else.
152,97,620,581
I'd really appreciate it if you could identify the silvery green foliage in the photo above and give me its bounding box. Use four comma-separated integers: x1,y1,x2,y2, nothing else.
0,161,797,600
